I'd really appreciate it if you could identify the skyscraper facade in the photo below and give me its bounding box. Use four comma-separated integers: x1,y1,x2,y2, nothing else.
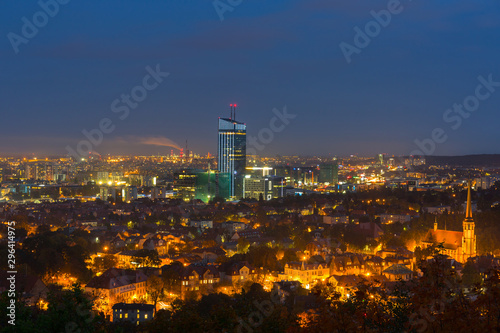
319,163,339,185
217,117,246,199
173,169,232,202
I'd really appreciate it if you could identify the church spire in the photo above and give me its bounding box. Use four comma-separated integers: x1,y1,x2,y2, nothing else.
466,179,473,219
462,179,476,262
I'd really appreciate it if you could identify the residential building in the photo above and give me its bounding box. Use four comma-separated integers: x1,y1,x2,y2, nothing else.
85,268,148,308
112,303,154,325
281,261,330,286
382,264,413,281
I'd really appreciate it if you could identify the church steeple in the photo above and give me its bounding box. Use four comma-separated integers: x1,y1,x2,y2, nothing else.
465,179,473,220
462,179,476,261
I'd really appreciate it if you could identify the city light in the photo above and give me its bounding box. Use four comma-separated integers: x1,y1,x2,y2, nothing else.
0,4,498,329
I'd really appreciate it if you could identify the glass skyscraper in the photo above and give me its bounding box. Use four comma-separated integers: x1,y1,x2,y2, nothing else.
318,163,339,185
217,117,246,199
174,168,232,202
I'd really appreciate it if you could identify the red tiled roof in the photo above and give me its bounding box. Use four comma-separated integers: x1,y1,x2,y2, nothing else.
423,229,463,250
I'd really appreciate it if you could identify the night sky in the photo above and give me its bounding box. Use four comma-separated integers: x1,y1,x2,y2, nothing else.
1,0,499,157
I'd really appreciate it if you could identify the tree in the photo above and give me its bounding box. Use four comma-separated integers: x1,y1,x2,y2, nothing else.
162,262,183,295
237,238,250,254
462,261,482,287
339,243,347,253
293,229,313,250
146,275,164,316
143,309,173,333
281,249,298,263
256,206,268,224
0,291,38,332
385,235,405,249
93,254,118,273
132,249,161,267
246,245,278,272
19,231,90,281
38,284,104,333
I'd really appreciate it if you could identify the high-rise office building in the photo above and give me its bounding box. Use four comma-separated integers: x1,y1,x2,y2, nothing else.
195,169,229,203
217,115,246,199
243,175,284,200
151,186,173,200
174,169,231,202
173,169,198,201
377,154,384,165
45,163,55,182
475,177,492,190
245,166,273,177
122,186,138,203
319,163,339,185
25,162,38,180
274,166,291,184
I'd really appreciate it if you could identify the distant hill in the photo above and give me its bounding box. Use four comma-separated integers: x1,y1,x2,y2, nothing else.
423,154,500,167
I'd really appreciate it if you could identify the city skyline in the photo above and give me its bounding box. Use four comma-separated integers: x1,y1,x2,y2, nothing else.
3,2,500,331
1,1,500,157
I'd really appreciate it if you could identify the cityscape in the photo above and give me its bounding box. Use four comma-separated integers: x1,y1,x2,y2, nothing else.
1,1,500,333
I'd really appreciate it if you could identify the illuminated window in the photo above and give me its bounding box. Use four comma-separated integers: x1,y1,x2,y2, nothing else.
120,314,122,319
145,314,148,319
125,313,128,319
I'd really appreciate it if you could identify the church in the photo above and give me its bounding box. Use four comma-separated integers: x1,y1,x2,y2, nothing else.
421,181,477,263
